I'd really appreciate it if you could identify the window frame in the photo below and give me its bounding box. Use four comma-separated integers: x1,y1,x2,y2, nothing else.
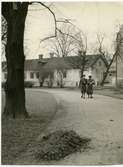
30,72,34,79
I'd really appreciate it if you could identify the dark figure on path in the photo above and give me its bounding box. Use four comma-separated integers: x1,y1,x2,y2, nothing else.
80,75,87,99
87,75,95,98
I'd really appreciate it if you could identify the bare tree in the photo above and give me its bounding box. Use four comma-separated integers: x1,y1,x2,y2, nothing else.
95,32,112,62
76,31,88,77
100,30,122,86
96,32,105,56
50,23,78,57
54,24,89,78
46,24,78,87
39,55,70,88
92,32,114,86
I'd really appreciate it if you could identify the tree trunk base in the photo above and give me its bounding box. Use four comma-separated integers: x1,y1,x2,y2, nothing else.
2,109,29,119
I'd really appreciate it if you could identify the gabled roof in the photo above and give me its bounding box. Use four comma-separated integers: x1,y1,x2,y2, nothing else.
42,57,71,71
2,54,108,72
24,59,39,71
63,54,101,69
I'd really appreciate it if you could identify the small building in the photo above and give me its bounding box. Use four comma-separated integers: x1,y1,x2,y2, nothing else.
2,54,108,87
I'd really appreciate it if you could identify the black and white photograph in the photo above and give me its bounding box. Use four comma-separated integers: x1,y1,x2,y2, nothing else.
1,1,123,165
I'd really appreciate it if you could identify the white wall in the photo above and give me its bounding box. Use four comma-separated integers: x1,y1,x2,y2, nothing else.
51,60,107,87
2,71,40,86
2,58,107,88
92,58,107,85
64,69,80,87
25,71,40,86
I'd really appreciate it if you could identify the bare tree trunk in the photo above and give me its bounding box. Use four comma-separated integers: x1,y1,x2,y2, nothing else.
48,75,53,88
58,70,64,88
100,53,116,86
80,52,86,77
2,3,29,118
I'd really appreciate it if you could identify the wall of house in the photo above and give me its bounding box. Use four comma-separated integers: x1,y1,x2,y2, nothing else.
24,71,40,86
111,58,123,87
62,60,107,87
117,57,123,87
2,58,107,88
63,69,80,87
2,71,40,87
42,58,107,87
91,58,107,85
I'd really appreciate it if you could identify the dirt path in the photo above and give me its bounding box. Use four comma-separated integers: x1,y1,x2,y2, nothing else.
15,89,123,165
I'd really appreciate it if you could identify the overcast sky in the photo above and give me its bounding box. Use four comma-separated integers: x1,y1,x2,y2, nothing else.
24,1,123,59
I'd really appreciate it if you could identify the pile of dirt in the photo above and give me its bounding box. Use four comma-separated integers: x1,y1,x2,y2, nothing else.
35,130,91,161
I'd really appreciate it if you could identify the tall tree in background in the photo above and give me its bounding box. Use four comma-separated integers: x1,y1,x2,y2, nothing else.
50,24,78,57
76,32,88,77
47,24,78,87
100,30,122,86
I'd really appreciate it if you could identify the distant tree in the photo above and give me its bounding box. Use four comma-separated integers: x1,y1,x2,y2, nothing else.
50,23,78,57
46,24,79,87
39,57,70,88
100,29,122,86
95,32,111,62
76,32,88,77
39,62,54,88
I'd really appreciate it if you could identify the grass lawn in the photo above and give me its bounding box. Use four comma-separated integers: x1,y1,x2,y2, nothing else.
64,86,123,99
2,89,57,165
94,87,123,99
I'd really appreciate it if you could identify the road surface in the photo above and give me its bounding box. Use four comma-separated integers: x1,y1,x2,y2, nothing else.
39,88,123,165
16,88,123,165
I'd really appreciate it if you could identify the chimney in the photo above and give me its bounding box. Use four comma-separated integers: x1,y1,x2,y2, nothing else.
39,54,43,60
49,52,54,58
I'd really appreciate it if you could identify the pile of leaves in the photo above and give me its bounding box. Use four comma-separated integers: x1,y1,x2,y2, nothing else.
35,130,91,161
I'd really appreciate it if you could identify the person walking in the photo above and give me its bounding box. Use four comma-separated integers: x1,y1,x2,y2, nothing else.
87,75,95,98
80,75,87,99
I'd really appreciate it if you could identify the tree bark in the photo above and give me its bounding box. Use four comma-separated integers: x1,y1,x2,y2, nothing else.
2,3,29,118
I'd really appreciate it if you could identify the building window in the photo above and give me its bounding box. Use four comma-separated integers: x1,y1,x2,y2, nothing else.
63,71,67,78
30,72,34,79
36,72,39,79
109,73,112,76
4,73,7,79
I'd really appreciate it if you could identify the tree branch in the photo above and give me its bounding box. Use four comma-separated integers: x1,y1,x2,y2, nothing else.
29,2,57,43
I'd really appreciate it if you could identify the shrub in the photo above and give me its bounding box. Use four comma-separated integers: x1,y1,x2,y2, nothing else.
24,81,34,88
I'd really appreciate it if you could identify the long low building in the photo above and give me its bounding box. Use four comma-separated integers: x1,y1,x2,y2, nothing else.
2,54,109,87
